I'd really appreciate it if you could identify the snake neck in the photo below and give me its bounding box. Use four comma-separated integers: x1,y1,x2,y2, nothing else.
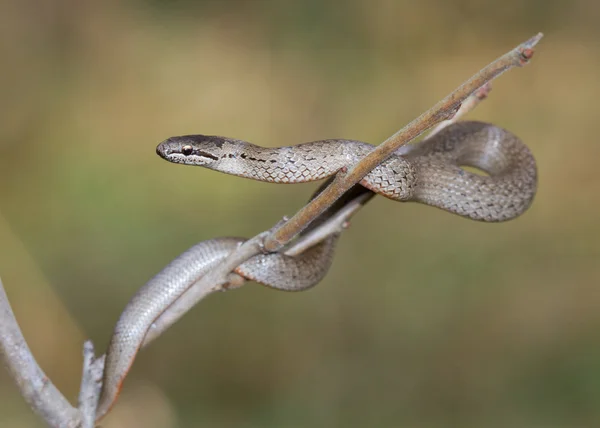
208,139,374,183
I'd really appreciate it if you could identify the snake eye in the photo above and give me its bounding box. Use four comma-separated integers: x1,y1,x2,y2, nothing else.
181,145,193,156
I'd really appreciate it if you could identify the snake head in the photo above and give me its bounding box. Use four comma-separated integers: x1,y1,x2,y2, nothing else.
156,135,226,166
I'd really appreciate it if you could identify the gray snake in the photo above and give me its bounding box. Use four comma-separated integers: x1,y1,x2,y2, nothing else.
97,121,537,419
156,121,536,221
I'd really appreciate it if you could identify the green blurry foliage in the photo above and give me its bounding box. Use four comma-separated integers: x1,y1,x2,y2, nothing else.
0,1,599,427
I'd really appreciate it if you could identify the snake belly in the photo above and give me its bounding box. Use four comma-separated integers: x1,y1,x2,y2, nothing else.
156,121,537,222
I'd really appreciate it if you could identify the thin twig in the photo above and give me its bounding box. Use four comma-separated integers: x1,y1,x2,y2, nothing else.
284,191,374,256
78,342,104,428
426,82,492,138
0,277,81,427
142,187,374,346
263,33,543,251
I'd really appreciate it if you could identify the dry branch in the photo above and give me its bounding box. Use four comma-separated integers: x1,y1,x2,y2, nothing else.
263,33,543,251
0,278,82,427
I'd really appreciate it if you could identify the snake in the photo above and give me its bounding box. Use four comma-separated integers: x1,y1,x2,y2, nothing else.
97,121,536,420
155,121,537,221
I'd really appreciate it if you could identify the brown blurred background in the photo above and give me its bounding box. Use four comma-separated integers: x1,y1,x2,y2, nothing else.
1,1,599,427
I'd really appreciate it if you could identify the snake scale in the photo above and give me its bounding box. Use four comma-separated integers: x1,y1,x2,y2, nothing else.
98,121,537,420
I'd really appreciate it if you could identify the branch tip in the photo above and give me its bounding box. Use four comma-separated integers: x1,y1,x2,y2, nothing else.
522,32,544,50
518,32,543,65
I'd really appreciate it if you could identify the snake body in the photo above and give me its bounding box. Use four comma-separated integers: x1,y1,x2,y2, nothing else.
156,121,537,221
98,238,336,418
99,121,536,420
97,181,355,419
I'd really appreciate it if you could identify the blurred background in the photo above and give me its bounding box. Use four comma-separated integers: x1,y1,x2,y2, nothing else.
1,1,599,427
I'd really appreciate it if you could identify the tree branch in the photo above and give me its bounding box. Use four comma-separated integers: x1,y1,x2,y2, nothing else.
263,32,543,251
0,277,82,427
77,342,104,428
